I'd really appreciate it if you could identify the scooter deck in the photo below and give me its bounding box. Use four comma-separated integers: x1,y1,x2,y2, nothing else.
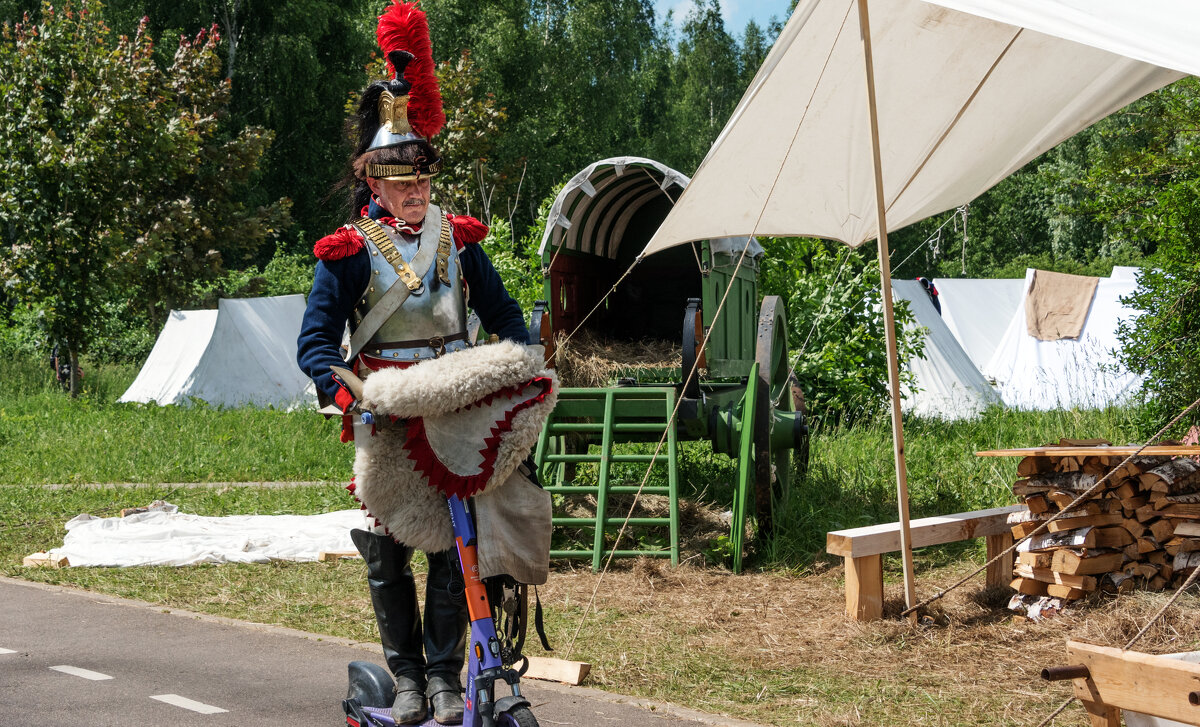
358,705,443,727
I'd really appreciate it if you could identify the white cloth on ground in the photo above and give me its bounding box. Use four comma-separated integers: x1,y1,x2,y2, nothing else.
51,505,362,567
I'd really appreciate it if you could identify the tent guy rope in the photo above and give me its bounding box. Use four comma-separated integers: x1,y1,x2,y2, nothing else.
561,239,760,661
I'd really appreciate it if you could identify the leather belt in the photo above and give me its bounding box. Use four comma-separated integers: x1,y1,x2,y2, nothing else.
367,332,469,356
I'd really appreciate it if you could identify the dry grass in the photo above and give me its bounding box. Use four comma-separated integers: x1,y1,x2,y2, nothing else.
10,517,1200,726
528,557,1200,726
553,330,683,388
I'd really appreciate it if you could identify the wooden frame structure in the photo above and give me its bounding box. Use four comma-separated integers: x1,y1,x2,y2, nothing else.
1047,641,1200,726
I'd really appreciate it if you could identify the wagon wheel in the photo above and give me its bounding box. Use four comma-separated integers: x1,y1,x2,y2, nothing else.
752,295,804,535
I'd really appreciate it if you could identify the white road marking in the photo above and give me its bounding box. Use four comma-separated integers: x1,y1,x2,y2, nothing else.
150,694,229,714
49,665,113,680
0,648,16,654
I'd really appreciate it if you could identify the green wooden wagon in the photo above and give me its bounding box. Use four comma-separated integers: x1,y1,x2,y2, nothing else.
529,157,809,572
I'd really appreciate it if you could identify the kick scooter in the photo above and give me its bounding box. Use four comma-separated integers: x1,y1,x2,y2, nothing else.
342,438,540,726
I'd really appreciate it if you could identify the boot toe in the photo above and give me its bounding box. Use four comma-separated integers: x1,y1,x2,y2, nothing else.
391,677,429,725
426,675,465,725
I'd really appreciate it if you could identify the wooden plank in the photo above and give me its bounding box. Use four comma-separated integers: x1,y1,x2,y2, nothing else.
1045,512,1122,533
1013,565,1097,591
1011,577,1048,596
1051,550,1123,575
23,552,68,568
1094,527,1134,549
1176,522,1200,538
1047,584,1089,599
826,505,1025,558
523,656,591,685
317,551,360,562
1080,700,1120,727
1024,528,1095,552
845,554,883,621
977,446,1200,457
1066,640,1200,725
1018,551,1053,568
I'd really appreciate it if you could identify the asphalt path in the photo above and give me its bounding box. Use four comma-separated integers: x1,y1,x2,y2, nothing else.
0,576,764,727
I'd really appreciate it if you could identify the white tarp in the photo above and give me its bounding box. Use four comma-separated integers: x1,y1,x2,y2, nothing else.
120,294,316,409
538,156,689,258
933,278,1025,371
537,155,764,262
642,0,1192,255
50,505,362,567
982,267,1143,410
893,279,1000,419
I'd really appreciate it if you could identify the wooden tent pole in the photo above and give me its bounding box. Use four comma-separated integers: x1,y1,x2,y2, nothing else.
856,0,918,615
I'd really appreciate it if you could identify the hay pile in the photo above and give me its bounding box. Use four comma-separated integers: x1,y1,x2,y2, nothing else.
552,330,684,388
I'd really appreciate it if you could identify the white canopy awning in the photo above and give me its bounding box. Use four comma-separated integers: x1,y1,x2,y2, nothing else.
636,0,1198,610
642,0,1193,255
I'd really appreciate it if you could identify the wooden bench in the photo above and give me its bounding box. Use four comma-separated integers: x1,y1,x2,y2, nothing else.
825,504,1024,621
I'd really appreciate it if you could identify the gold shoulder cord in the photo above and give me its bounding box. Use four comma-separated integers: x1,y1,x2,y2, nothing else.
436,214,452,285
354,217,423,292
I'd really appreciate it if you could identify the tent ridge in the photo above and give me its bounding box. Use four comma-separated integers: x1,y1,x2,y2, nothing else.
886,27,1024,219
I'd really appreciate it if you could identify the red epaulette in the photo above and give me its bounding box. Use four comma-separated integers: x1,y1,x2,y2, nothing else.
313,226,365,261
447,214,489,250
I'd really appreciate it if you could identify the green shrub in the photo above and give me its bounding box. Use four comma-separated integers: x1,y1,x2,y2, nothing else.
758,237,924,424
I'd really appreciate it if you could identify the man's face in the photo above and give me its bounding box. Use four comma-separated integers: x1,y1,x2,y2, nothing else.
368,176,431,225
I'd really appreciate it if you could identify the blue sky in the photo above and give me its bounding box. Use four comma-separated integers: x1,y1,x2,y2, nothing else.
654,0,795,36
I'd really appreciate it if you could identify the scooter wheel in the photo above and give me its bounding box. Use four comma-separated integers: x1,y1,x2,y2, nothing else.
495,705,539,726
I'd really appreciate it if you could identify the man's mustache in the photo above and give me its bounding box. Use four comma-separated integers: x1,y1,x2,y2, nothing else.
403,198,423,206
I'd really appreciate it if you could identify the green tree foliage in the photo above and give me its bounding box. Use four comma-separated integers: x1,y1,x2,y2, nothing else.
71,0,378,241
432,49,508,220
758,237,924,422
887,128,1141,282
739,20,768,87
423,0,671,229
1081,78,1200,424
653,0,741,170
0,2,286,383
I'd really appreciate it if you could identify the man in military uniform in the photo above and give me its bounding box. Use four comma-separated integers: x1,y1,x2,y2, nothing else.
296,3,531,723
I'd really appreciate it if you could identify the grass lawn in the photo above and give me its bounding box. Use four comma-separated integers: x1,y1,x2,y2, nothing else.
2,355,1197,726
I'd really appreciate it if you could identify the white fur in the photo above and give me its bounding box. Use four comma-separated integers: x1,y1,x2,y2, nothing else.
363,341,545,418
352,343,557,552
354,424,453,552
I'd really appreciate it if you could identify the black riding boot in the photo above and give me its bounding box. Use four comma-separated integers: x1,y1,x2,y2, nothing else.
424,548,468,724
351,529,428,725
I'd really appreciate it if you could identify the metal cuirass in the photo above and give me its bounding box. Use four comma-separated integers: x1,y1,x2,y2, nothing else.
353,204,470,362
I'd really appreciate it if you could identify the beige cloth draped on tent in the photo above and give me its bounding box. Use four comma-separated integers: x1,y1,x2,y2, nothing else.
1024,270,1099,341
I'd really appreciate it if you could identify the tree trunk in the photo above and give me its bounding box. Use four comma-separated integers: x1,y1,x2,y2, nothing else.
68,348,80,398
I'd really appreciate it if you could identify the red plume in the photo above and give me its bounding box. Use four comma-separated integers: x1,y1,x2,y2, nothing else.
377,1,445,139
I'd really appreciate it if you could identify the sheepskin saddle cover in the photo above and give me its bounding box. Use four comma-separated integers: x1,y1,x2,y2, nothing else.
350,341,556,552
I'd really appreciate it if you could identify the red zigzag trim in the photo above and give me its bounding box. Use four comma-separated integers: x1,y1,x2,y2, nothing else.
402,376,553,500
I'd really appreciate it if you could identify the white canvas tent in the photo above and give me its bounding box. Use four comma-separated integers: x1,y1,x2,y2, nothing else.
640,0,1198,607
120,295,315,409
934,278,1024,372
892,279,1000,419
983,267,1144,410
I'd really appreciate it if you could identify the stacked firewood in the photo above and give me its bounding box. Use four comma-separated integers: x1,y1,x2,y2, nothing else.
1007,443,1200,603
